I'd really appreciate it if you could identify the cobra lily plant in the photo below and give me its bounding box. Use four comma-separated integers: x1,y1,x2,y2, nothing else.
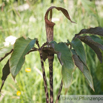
1,6,103,103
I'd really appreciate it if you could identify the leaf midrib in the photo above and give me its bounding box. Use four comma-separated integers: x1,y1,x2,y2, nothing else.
12,39,34,75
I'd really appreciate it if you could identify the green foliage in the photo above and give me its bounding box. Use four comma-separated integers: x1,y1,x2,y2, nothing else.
0,0,103,103
90,35,103,45
50,41,74,88
0,47,12,60
72,49,94,91
10,37,37,78
0,60,10,92
71,38,86,64
76,27,103,63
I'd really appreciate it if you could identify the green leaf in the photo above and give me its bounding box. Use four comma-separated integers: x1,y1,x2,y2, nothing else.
0,60,10,92
83,66,94,91
90,35,103,45
72,49,84,72
71,38,86,64
0,47,13,62
62,64,73,88
79,36,103,51
78,36,102,63
10,37,37,78
72,49,94,91
50,41,74,88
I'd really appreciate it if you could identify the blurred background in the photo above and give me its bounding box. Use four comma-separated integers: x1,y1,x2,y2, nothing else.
0,0,103,103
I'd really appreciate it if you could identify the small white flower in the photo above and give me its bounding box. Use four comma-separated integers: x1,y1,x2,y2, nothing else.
29,16,36,22
52,18,60,22
4,42,9,47
6,0,9,3
15,3,29,11
4,36,17,47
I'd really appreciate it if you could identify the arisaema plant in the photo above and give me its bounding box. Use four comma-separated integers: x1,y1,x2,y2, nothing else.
1,6,103,103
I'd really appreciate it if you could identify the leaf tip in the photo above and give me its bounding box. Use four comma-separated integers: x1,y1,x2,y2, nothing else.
93,88,95,92
11,74,15,81
65,88,69,95
91,86,95,92
0,80,4,92
71,21,76,24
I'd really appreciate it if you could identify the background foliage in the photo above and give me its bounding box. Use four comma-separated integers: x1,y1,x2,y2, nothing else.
0,0,103,103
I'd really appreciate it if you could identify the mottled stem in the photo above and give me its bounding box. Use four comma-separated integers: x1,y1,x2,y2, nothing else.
48,53,54,103
55,80,63,103
45,9,54,103
39,50,49,103
45,6,75,103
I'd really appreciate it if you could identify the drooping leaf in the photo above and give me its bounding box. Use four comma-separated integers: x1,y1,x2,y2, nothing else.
83,66,94,91
50,41,74,88
62,64,73,88
72,49,94,91
90,35,103,45
0,47,13,62
79,36,103,51
75,27,103,37
0,60,10,92
78,36,102,63
9,37,37,78
71,38,86,64
72,49,84,72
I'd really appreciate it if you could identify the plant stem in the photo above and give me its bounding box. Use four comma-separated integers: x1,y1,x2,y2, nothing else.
48,53,54,103
39,50,49,103
0,49,13,62
45,8,54,103
55,80,63,103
